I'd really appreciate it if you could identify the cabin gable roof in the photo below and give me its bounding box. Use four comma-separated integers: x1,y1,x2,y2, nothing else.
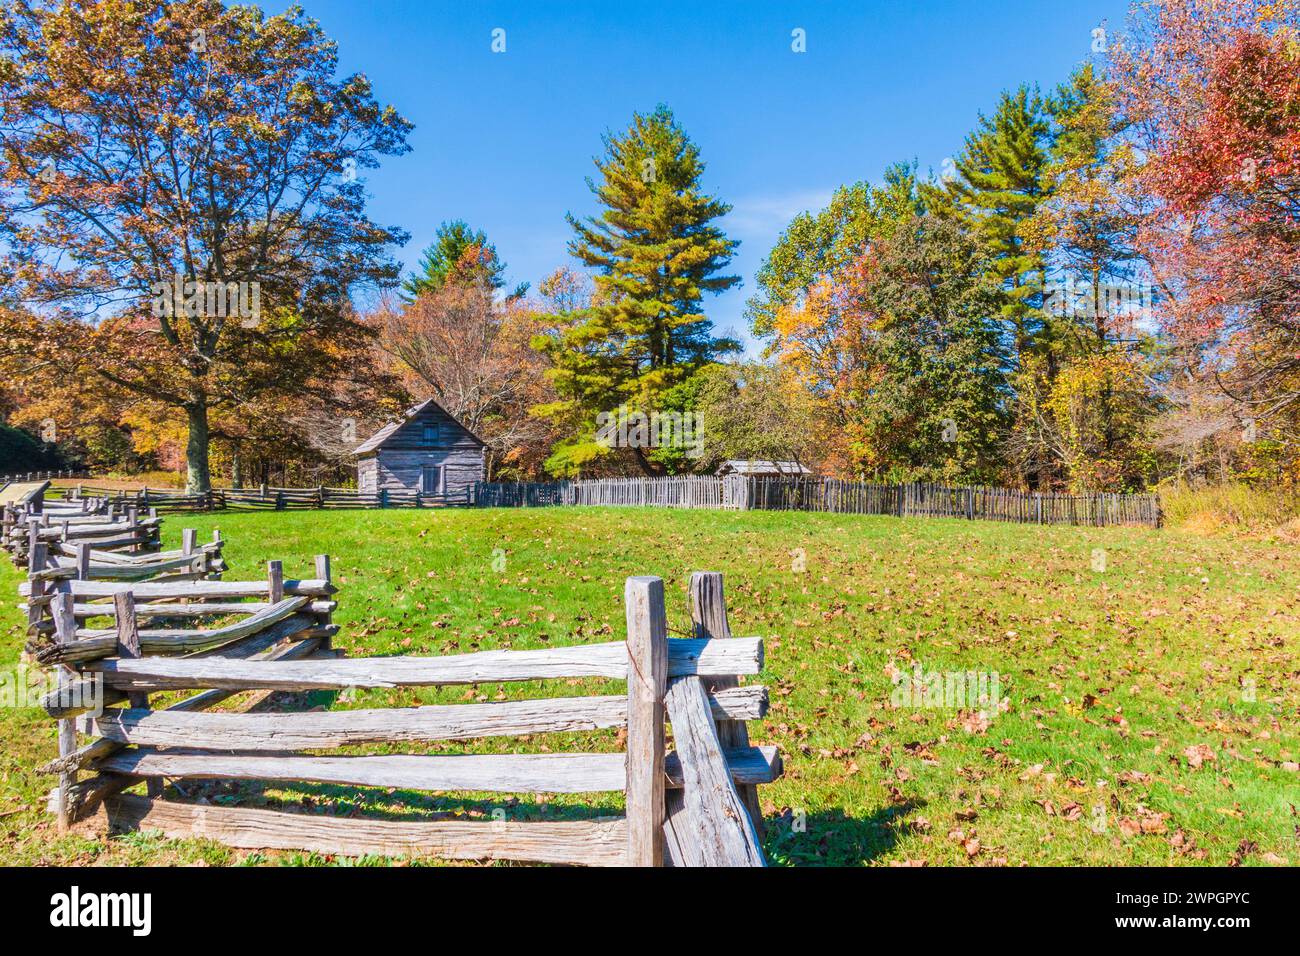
353,399,487,455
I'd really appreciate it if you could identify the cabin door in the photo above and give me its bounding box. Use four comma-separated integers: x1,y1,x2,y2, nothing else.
421,464,443,495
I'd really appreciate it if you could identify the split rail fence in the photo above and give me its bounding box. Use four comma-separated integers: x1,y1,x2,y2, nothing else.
3,482,165,569
9,480,779,865
36,483,471,513
1,470,85,483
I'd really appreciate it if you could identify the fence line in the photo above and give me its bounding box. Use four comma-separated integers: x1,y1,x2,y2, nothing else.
1,470,85,483
27,475,1161,527
39,483,471,513
472,476,1161,528
744,477,1162,527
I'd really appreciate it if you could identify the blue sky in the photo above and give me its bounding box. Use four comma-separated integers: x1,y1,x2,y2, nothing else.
268,0,1131,355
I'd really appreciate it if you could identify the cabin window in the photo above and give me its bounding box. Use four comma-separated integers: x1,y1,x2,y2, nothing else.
422,422,439,445
421,464,442,495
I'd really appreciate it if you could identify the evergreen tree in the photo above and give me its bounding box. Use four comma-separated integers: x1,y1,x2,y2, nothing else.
535,105,740,475
402,220,526,299
1023,65,1156,491
929,87,1052,368
1032,64,1140,353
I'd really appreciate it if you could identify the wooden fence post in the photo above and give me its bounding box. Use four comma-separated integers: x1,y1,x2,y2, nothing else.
27,541,48,635
267,560,284,603
315,554,333,652
664,675,766,866
114,591,162,798
51,591,78,832
687,572,763,837
182,527,200,576
26,517,41,568
624,575,667,867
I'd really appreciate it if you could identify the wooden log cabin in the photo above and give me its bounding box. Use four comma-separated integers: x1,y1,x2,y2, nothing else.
353,400,486,499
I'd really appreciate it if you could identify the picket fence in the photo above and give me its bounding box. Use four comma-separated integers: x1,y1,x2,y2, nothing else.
744,477,1163,527
25,474,1161,528
472,476,1162,528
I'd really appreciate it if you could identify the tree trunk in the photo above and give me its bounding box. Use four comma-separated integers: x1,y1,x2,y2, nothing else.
231,446,243,490
184,400,212,494
631,445,660,476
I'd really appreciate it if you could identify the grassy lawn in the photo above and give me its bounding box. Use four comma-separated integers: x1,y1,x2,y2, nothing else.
1,507,1296,866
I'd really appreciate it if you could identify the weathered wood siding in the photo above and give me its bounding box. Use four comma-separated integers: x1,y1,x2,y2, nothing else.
356,458,378,495
358,405,484,497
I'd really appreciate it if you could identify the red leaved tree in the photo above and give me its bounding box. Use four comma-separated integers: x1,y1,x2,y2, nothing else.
1113,0,1300,452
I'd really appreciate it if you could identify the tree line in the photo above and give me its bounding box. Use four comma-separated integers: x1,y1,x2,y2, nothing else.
0,0,1295,496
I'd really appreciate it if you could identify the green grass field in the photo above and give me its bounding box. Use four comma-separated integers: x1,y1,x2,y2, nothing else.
1,507,1296,866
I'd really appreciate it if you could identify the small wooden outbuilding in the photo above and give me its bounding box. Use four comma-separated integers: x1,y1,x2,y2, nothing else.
714,459,812,478
353,399,486,498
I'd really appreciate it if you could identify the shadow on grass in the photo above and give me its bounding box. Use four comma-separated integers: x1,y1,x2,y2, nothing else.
764,801,923,867
171,778,621,824
146,690,912,865
141,778,911,867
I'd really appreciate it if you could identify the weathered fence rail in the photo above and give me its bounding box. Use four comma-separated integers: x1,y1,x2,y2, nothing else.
39,483,471,513
2,484,167,568
31,562,337,826
17,473,780,865
31,568,775,865
0,470,85,483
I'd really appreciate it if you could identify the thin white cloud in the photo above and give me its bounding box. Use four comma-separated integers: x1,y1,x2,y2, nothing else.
723,189,836,239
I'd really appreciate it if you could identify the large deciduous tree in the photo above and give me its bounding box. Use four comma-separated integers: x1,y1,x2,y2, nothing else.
0,0,411,491
746,162,922,342
377,257,558,479
692,362,823,469
1112,0,1300,465
772,215,1007,482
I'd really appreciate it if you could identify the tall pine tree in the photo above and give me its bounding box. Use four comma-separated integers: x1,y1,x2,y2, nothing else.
1032,64,1140,352
1027,65,1157,492
930,86,1052,368
402,220,527,300
927,86,1057,487
536,105,740,475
